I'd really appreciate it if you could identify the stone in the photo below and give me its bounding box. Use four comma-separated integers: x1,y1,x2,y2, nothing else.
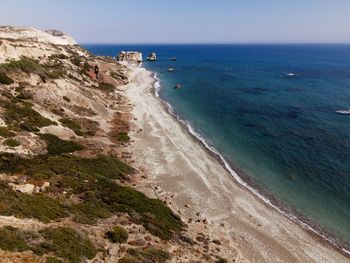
180,234,194,245
9,183,35,194
147,52,157,61
39,181,50,192
212,239,221,245
196,235,205,243
116,51,142,62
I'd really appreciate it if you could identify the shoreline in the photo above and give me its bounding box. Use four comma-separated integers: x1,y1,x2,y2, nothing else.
125,63,350,262
151,72,350,257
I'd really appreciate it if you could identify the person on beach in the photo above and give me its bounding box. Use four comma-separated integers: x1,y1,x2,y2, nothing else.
94,65,99,79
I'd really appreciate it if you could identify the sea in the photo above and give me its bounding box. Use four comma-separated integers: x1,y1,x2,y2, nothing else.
84,44,350,251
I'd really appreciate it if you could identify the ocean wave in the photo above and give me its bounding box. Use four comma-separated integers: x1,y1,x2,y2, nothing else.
150,72,350,256
153,73,161,98
282,73,298,77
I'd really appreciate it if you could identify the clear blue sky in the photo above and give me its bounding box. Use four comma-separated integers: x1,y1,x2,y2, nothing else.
1,0,350,44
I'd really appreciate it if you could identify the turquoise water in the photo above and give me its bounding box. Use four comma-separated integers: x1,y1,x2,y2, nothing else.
84,44,350,248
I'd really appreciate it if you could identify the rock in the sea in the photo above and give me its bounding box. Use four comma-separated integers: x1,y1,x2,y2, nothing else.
116,51,142,63
147,52,157,61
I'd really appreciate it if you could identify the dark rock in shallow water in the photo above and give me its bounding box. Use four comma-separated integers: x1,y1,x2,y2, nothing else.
147,52,157,61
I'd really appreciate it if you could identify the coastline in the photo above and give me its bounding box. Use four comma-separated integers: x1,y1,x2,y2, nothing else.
124,63,350,262
152,73,350,256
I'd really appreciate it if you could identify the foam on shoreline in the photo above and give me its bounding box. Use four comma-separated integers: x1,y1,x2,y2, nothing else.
149,70,350,257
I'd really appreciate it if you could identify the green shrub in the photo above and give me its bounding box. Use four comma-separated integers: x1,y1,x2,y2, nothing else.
0,181,67,222
2,100,56,132
0,127,15,138
0,226,97,263
106,225,128,243
51,108,65,117
142,247,171,262
0,57,65,81
83,62,91,72
0,153,181,240
118,257,134,263
70,57,82,67
39,227,97,263
1,58,42,73
16,90,33,100
59,118,83,136
0,226,30,252
0,153,132,180
98,82,115,92
0,71,14,85
99,182,182,240
126,247,171,263
117,132,130,142
49,54,68,60
39,133,84,155
71,200,111,225
46,257,63,263
3,138,20,147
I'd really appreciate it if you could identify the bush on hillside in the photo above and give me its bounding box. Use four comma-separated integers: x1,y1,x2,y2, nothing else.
106,225,128,243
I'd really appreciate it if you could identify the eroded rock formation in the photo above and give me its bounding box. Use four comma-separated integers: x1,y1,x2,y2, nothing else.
116,51,142,62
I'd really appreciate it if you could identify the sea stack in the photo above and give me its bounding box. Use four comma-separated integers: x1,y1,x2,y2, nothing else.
116,51,142,63
147,52,157,61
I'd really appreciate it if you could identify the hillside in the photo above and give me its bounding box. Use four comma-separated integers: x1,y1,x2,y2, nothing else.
0,27,228,263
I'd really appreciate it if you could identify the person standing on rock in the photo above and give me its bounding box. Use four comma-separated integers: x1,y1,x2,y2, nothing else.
94,65,99,79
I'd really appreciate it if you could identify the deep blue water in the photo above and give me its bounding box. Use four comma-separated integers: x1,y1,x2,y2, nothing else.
84,44,350,246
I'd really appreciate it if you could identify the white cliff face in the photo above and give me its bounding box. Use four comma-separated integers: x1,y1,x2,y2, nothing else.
0,26,77,45
0,26,82,63
117,51,142,63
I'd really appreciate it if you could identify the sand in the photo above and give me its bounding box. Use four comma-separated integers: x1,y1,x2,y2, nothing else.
125,64,349,263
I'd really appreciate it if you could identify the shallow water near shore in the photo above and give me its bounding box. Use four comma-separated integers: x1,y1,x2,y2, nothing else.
84,44,350,247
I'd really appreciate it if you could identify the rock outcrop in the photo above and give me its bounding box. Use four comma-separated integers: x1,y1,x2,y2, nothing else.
147,52,157,61
116,51,142,63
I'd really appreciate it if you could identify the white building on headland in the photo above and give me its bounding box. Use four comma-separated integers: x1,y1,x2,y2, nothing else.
116,51,142,63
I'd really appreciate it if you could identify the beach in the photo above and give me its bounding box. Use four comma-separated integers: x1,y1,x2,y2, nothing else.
125,64,349,263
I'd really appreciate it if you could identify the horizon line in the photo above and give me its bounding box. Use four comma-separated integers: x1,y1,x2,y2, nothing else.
80,42,350,46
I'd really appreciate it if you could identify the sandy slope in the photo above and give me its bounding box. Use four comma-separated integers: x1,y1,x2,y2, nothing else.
125,64,349,263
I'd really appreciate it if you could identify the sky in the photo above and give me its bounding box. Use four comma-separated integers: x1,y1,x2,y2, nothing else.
1,0,350,44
